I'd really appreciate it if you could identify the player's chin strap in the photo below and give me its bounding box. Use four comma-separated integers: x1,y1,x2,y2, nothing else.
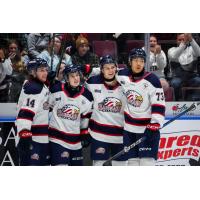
103,102,200,166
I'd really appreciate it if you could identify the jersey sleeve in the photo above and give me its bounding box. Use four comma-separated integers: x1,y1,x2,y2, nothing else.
16,92,42,133
147,74,166,127
80,89,94,134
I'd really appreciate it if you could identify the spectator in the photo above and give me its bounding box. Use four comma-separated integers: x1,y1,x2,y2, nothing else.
38,35,72,81
168,33,200,100
0,47,13,102
7,40,27,102
147,35,169,91
72,36,100,79
27,33,50,59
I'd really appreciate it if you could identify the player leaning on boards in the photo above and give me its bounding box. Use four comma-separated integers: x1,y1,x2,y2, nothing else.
48,64,93,166
15,58,50,166
116,48,166,166
86,55,127,166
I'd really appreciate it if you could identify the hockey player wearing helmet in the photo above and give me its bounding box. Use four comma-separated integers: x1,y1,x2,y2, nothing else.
48,64,93,165
116,48,166,166
15,58,50,166
86,55,127,166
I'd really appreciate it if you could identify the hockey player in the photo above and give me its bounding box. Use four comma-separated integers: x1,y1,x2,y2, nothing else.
86,55,127,166
116,48,165,166
15,58,50,166
48,64,93,166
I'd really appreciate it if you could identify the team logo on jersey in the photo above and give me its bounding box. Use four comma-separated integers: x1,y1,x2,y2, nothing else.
43,101,50,110
125,90,143,107
31,153,39,160
143,83,149,89
96,147,106,154
61,151,69,158
98,97,122,113
57,104,80,120
120,81,125,85
94,89,101,93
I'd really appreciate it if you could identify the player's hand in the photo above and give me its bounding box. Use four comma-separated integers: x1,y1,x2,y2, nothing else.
184,33,193,43
0,49,5,63
80,133,92,148
17,130,32,152
144,123,160,141
155,45,161,54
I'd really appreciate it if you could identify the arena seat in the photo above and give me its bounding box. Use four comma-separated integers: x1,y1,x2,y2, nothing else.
92,40,118,60
125,40,144,53
164,87,175,101
182,87,200,101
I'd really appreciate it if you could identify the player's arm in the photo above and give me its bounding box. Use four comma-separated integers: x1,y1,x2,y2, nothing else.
149,75,165,128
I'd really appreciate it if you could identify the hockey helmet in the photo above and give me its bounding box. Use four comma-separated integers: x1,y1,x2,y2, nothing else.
64,64,82,76
129,48,146,62
100,55,117,69
27,58,49,72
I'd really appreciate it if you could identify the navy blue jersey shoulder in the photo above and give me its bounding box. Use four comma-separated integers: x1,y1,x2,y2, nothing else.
87,74,102,84
118,68,131,76
144,73,162,88
82,87,94,102
50,82,62,93
23,80,43,94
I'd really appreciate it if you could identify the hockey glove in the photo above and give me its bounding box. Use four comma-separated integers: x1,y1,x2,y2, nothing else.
144,123,160,141
80,131,92,148
18,130,32,152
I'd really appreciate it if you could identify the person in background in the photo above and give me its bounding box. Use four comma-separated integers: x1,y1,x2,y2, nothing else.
27,33,50,59
148,35,169,92
0,47,13,102
168,33,200,100
72,36,100,79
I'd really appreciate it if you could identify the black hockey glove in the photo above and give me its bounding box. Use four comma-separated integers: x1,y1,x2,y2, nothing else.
144,123,160,141
80,133,92,148
18,130,32,152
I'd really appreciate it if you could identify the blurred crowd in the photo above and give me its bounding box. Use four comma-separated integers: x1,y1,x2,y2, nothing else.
1,33,200,103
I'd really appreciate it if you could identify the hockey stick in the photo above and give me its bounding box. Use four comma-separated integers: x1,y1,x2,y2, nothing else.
50,33,55,72
103,102,200,166
55,33,68,78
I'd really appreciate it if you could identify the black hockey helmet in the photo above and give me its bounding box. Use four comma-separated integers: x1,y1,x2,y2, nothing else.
63,64,82,75
100,55,117,69
128,48,146,62
27,58,49,72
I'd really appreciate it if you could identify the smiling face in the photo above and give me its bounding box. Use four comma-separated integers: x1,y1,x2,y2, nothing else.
34,66,48,82
101,63,117,80
177,34,185,46
150,36,157,48
9,42,18,54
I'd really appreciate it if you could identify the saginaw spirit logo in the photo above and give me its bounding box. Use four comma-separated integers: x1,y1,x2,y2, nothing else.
57,104,80,120
98,97,122,113
125,90,143,107
172,103,196,115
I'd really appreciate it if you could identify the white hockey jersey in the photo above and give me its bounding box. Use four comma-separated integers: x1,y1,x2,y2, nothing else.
48,82,93,150
116,68,165,134
86,74,125,143
15,79,50,143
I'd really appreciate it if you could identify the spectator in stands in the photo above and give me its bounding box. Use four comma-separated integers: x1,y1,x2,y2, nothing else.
7,40,27,102
168,33,200,100
148,35,169,91
0,47,13,102
27,33,50,59
38,35,72,82
72,36,100,79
